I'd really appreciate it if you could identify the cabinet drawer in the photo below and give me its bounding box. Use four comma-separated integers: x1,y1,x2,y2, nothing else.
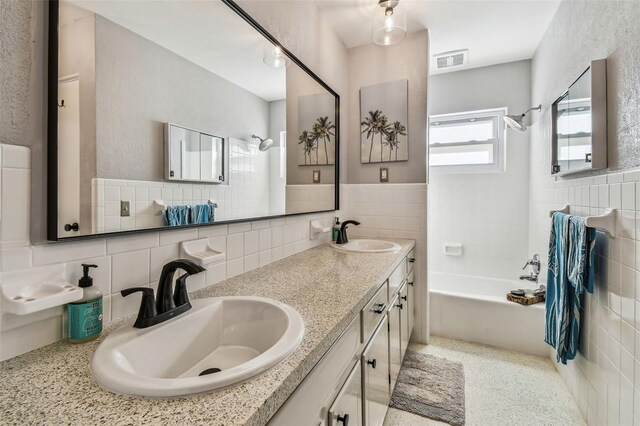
388,262,406,300
361,282,388,343
269,315,361,426
406,248,416,274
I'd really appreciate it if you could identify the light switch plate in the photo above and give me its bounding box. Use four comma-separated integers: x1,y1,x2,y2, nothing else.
120,201,131,217
313,170,321,183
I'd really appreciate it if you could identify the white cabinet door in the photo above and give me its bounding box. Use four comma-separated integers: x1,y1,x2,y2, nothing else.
399,282,409,360
362,317,390,426
388,295,402,393
328,361,362,426
407,271,414,342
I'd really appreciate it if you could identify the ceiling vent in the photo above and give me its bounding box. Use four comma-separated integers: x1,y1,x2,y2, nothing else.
434,50,468,70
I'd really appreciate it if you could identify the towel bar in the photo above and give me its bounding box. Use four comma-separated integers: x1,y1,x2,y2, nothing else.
549,204,616,237
153,199,217,215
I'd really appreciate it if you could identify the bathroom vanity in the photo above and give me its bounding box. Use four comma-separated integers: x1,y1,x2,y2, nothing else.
0,240,415,425
270,244,415,426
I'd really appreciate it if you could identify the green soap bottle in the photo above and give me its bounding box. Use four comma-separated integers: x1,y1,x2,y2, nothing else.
68,264,103,343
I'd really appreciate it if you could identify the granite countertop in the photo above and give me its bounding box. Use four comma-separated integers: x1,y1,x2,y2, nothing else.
0,239,414,426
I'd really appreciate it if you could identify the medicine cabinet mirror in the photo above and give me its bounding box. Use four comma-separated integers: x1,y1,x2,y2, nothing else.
47,0,339,240
165,124,225,184
551,59,607,176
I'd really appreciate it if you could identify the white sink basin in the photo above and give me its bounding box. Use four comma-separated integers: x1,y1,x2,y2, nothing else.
331,239,401,253
91,296,304,397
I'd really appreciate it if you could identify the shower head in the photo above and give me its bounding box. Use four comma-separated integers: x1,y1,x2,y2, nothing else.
503,104,542,133
251,134,275,151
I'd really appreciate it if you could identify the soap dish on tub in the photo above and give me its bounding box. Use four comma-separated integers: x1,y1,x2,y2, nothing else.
1,265,82,315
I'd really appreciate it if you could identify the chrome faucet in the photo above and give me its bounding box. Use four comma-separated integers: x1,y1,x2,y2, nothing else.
122,259,205,328
336,220,360,244
519,254,540,283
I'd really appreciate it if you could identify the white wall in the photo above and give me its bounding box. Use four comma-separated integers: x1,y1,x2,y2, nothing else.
428,60,531,280
528,1,640,424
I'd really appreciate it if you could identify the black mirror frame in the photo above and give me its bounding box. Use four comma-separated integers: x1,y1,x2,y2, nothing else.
46,0,339,241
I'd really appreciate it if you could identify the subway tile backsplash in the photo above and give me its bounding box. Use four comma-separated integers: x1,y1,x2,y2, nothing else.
0,144,334,360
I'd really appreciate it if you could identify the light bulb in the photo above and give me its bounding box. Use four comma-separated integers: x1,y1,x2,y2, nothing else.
384,16,393,32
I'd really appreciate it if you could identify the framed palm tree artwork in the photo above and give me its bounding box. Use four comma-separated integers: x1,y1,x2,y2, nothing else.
360,79,408,164
298,93,336,166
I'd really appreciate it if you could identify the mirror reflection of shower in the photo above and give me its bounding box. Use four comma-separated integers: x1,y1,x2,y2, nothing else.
252,134,275,151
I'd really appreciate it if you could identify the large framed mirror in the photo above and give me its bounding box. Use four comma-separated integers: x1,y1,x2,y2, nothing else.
47,0,339,241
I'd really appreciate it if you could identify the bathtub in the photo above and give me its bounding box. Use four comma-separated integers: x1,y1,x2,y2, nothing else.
429,272,548,356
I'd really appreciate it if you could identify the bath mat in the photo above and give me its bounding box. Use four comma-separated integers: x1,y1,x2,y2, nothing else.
390,351,465,426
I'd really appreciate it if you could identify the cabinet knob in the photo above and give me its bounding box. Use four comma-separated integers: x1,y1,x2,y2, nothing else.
408,257,415,263
401,295,407,301
373,303,386,314
408,281,414,287
337,414,349,426
367,358,377,369
64,222,79,232
396,302,403,309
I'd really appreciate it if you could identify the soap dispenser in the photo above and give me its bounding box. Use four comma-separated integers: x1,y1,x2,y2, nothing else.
67,264,103,343
332,217,341,241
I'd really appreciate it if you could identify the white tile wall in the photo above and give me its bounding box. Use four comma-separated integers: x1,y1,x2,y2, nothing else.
342,183,428,343
285,184,335,214
90,140,273,233
0,145,30,248
0,144,335,361
528,131,640,425
428,171,530,280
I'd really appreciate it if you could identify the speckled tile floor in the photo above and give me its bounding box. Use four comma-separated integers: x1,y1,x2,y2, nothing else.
383,336,585,426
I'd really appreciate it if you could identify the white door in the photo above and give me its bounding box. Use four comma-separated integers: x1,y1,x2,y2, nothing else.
328,361,362,426
388,295,402,393
362,317,390,426
57,77,81,235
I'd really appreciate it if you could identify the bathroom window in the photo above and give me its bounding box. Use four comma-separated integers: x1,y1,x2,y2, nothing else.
429,108,506,173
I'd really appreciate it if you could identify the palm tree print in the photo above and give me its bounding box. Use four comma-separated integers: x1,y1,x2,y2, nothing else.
311,116,335,165
298,130,315,165
361,109,388,163
386,121,407,161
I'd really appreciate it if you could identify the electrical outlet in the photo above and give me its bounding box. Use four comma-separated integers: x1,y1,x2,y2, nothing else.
380,167,389,182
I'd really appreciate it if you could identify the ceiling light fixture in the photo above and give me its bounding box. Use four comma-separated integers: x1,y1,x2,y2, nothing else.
373,0,406,46
503,104,542,132
263,45,290,69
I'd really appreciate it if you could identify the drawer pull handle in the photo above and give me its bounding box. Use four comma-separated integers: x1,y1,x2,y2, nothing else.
367,358,377,369
408,281,414,287
373,303,386,314
401,295,407,301
408,257,415,263
396,302,403,309
337,414,349,426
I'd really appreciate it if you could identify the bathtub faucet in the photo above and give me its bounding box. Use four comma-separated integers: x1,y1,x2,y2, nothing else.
520,254,540,283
